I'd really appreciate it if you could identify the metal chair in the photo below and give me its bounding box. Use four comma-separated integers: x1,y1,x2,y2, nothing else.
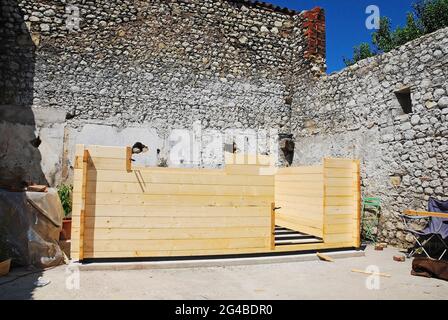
401,198,448,260
361,197,381,242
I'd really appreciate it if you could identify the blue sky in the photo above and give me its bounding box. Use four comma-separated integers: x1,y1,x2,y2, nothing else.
267,0,416,73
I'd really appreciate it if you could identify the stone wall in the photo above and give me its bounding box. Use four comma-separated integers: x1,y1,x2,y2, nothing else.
291,27,448,247
0,0,325,185
2,0,447,247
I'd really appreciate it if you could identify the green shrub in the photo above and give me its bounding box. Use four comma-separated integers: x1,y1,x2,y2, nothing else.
58,184,73,218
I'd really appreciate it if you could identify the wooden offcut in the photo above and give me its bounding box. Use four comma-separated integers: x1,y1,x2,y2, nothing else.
404,210,448,219
71,145,361,261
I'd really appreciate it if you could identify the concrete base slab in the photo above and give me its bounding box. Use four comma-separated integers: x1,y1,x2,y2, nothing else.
71,249,365,271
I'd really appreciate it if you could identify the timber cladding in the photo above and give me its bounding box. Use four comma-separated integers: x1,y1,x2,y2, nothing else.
71,145,275,260
71,145,360,261
275,159,361,248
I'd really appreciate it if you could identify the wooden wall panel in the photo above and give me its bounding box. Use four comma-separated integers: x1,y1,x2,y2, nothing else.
71,145,361,261
274,166,324,238
71,145,274,260
323,158,360,248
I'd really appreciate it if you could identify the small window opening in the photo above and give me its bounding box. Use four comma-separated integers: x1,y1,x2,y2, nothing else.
395,87,413,114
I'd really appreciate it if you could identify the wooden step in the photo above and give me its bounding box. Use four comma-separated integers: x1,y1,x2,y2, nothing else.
275,238,323,246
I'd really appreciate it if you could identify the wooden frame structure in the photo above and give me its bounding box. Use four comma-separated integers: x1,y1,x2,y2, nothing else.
72,145,360,261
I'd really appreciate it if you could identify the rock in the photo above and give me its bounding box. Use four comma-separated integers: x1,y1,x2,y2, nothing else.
238,36,248,44
438,96,448,108
40,23,50,32
410,114,420,125
425,101,437,109
434,89,445,100
393,255,406,262
43,9,55,17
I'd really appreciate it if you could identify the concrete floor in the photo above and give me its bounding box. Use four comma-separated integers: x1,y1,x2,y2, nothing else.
0,245,447,300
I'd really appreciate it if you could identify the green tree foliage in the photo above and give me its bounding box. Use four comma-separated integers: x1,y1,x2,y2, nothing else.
390,13,424,48
344,0,448,66
372,17,395,53
414,0,448,32
343,43,376,67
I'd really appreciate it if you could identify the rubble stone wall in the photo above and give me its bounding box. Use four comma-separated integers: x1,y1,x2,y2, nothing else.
291,27,448,247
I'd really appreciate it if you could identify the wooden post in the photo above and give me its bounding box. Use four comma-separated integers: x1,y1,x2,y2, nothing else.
126,146,132,172
79,149,89,261
271,203,276,250
355,160,361,248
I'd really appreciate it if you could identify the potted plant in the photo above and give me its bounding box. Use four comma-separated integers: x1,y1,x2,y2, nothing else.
58,184,73,240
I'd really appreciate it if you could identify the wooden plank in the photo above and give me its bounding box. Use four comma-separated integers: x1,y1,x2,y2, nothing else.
73,239,356,257
126,146,132,172
325,177,358,187
276,185,324,197
275,175,323,182
325,215,355,225
275,194,324,206
325,206,356,215
404,210,448,218
275,180,323,189
72,204,270,217
225,164,276,176
325,224,355,234
72,216,271,229
324,158,357,169
354,160,361,248
271,203,275,250
325,196,357,206
76,247,270,258
317,252,335,262
325,187,355,196
84,181,274,196
83,238,268,252
73,193,274,207
79,149,89,261
275,205,324,217
72,226,271,240
83,145,128,159
225,153,273,166
274,242,355,253
324,233,353,244
87,157,129,171
325,168,359,178
351,269,391,278
75,170,274,186
276,166,323,175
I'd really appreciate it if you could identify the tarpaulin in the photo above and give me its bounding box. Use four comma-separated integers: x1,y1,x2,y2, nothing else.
0,188,64,268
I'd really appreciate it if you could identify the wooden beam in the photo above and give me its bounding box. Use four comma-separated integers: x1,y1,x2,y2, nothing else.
317,252,334,262
126,146,132,172
354,160,361,248
271,203,275,250
79,149,89,261
404,210,448,219
351,269,391,278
